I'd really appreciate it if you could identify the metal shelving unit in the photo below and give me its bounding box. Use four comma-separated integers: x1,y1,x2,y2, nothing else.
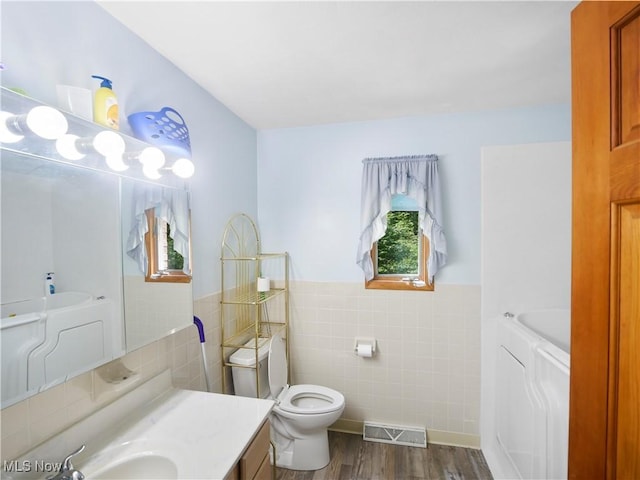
220,213,289,396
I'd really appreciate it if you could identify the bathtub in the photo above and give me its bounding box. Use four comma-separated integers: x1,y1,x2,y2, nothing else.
0,301,46,406
496,309,570,480
1,292,114,407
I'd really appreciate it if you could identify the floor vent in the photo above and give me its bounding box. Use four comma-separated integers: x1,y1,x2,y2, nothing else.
363,422,427,448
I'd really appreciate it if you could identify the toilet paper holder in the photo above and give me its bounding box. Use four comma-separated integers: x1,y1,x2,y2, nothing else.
354,337,377,357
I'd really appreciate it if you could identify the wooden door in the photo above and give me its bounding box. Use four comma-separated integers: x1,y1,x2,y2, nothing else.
570,2,640,479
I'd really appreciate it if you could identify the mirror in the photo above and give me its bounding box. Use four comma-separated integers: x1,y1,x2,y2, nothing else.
1,129,193,409
120,179,193,352
1,151,125,407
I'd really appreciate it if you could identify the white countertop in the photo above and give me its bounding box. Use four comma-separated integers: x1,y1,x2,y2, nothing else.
81,389,274,479
5,370,274,480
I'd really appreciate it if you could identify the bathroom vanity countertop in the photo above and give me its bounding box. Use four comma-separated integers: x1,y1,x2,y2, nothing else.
4,370,274,480
80,387,275,479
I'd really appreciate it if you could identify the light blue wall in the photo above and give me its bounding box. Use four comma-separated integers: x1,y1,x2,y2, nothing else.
1,1,572,289
257,105,571,285
1,1,257,298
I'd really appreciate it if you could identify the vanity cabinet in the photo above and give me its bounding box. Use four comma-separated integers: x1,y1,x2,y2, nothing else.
224,420,273,480
220,213,289,397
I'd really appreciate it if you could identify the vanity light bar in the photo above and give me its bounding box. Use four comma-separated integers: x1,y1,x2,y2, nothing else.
0,106,68,143
55,134,85,161
0,98,195,180
171,157,195,179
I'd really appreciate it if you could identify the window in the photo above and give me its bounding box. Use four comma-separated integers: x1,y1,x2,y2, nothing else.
144,208,191,283
356,155,446,287
366,195,433,291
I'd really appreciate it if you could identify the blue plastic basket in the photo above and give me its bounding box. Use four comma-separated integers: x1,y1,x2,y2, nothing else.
128,107,191,157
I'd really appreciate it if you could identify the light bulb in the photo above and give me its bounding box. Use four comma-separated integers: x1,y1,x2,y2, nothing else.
138,147,165,169
172,158,195,178
55,134,85,161
93,130,125,157
143,165,162,180
105,154,129,172
0,111,24,143
25,106,68,140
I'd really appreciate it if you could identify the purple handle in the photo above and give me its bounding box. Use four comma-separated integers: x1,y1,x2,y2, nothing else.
193,316,205,343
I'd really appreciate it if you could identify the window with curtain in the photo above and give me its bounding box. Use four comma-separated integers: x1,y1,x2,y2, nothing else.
356,155,447,290
126,184,192,283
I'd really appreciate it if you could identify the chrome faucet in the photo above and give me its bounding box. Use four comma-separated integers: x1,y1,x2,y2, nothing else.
47,445,85,480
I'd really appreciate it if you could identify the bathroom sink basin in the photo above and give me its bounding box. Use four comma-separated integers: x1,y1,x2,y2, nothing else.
14,371,274,480
87,454,178,479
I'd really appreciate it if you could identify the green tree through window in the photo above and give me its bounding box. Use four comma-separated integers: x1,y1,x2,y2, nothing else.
366,194,433,291
377,210,419,274
166,224,184,270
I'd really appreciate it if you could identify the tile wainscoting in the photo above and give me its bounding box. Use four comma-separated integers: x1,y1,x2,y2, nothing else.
287,282,481,447
1,282,481,461
0,294,219,461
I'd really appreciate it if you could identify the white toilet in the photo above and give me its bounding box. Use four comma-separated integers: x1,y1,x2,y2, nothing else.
230,334,345,470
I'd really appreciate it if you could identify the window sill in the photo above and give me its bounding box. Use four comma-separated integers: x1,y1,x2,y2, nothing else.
145,271,192,283
365,278,434,291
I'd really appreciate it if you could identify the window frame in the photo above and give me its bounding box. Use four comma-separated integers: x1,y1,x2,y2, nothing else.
365,216,434,292
144,208,192,284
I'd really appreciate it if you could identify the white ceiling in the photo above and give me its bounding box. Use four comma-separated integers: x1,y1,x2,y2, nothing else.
98,1,577,130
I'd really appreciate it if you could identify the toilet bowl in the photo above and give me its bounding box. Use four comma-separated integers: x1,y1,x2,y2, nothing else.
268,334,345,470
229,334,345,471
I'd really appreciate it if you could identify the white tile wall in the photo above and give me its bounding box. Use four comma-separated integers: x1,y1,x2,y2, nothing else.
287,281,481,439
123,275,195,352
1,283,481,461
0,293,221,462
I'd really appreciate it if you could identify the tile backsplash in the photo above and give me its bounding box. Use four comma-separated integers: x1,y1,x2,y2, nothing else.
1,282,481,461
0,294,220,461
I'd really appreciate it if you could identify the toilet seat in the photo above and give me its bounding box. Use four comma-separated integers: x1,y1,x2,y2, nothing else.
269,335,345,415
277,384,345,415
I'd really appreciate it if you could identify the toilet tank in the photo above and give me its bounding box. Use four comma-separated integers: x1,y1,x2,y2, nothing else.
229,337,270,398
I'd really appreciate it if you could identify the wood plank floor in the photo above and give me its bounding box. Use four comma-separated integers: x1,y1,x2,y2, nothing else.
275,431,494,480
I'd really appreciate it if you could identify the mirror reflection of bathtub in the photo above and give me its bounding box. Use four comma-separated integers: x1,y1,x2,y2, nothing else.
496,309,570,480
1,150,125,409
1,292,114,404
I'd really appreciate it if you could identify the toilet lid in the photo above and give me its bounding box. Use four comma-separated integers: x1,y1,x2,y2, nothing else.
268,334,288,398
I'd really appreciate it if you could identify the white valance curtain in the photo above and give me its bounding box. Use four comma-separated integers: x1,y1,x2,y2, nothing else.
356,154,447,283
126,184,191,276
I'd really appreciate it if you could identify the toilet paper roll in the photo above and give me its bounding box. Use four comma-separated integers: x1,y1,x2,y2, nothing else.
257,277,270,292
356,343,373,358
